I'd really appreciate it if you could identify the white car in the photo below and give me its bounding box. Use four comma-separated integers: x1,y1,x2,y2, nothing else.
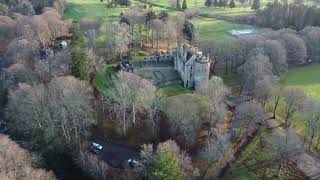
127,159,142,169
91,142,102,154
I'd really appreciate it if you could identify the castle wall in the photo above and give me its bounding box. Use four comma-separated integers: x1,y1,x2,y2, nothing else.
194,60,211,90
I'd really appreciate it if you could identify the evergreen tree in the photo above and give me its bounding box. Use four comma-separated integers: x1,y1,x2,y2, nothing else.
182,0,187,10
70,25,89,81
214,0,219,7
176,0,182,10
229,0,236,8
251,0,260,9
151,149,185,180
205,0,213,7
218,0,223,7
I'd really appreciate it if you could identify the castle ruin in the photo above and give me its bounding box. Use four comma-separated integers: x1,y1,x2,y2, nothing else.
121,43,210,90
174,44,211,90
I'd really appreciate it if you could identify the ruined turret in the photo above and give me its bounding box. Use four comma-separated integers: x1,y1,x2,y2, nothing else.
174,43,210,90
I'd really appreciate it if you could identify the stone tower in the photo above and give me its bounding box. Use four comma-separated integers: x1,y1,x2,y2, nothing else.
174,44,210,90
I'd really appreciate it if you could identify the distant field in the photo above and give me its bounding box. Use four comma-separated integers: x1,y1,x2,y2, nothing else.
192,17,256,40
280,64,320,98
64,0,129,21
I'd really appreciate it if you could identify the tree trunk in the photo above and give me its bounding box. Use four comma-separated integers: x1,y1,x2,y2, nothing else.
316,134,320,149
272,96,280,119
309,133,315,150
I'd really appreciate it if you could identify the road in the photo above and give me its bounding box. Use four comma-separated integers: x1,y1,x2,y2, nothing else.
266,119,320,180
92,137,140,169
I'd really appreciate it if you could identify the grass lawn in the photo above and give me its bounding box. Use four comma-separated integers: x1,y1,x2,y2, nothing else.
280,64,320,99
95,64,118,95
265,64,320,141
227,130,271,179
192,17,256,40
64,0,130,21
157,85,193,97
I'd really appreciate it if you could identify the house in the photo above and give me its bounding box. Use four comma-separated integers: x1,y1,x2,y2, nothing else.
174,44,211,90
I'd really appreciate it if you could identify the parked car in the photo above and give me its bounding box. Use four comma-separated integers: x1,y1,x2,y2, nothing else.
127,159,143,169
91,142,103,154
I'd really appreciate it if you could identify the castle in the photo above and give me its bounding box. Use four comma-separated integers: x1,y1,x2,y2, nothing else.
174,44,211,90
120,43,211,90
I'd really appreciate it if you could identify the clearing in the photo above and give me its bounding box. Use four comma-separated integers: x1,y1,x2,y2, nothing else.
280,64,320,98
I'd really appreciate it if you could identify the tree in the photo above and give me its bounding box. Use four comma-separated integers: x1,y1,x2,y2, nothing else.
302,99,320,149
198,76,230,128
271,86,282,119
107,71,156,136
0,135,56,180
140,144,154,176
253,76,276,108
238,52,273,87
267,129,304,177
6,76,96,153
301,26,320,63
205,0,213,6
234,102,264,139
282,88,305,128
35,50,71,82
229,0,236,8
0,3,8,16
176,0,181,10
165,95,201,148
151,140,193,179
201,135,231,180
0,16,16,55
105,21,132,60
251,0,260,9
71,46,89,80
280,32,307,65
218,0,223,7
214,0,219,7
76,151,109,180
258,40,288,75
182,0,187,10
70,26,89,80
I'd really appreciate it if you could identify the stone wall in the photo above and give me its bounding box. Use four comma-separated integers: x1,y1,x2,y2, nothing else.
130,54,174,69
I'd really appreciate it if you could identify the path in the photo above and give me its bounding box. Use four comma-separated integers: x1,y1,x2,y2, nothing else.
266,119,320,179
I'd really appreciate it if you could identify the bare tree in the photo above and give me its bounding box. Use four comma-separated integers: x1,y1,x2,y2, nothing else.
267,129,304,177
280,33,307,65
234,102,264,139
105,21,132,60
302,98,320,149
165,96,201,148
6,76,95,153
0,135,56,180
271,86,282,119
253,76,277,108
258,39,288,75
0,16,16,55
201,135,231,180
198,76,230,128
282,87,305,128
77,151,109,180
34,50,71,82
238,52,274,86
107,71,157,136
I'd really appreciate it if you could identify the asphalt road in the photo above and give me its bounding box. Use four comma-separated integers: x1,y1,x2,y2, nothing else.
92,137,140,169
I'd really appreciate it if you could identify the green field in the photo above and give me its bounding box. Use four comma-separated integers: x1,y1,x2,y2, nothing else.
192,17,255,40
64,0,128,21
280,64,320,98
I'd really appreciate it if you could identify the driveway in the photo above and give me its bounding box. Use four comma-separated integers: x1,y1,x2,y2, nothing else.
92,138,140,169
